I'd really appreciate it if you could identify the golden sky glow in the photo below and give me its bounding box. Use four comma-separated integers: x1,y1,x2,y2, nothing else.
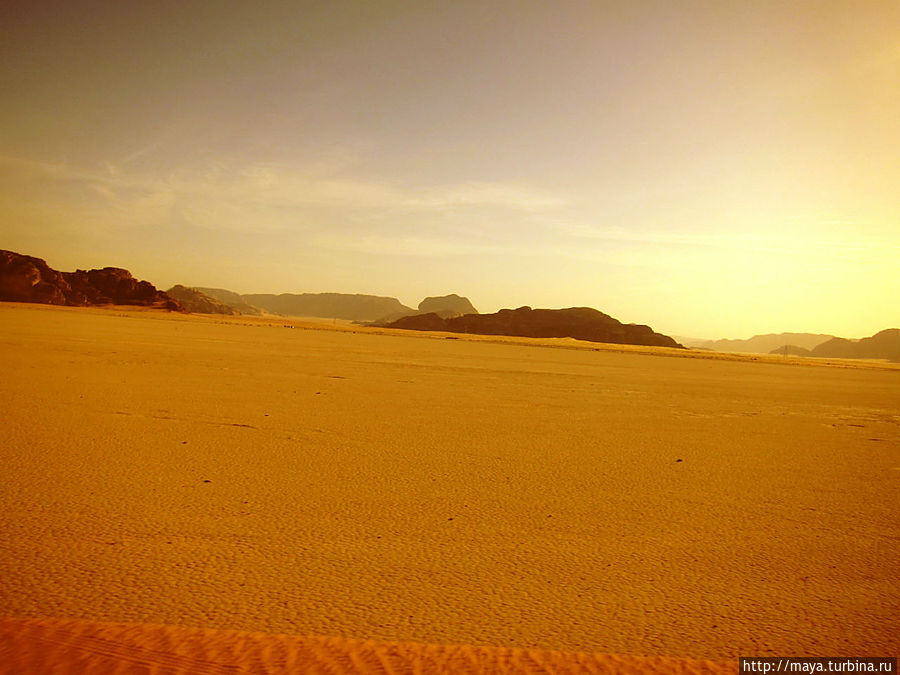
1,1,897,338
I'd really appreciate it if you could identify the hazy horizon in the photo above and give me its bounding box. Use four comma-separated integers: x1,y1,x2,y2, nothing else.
2,1,897,339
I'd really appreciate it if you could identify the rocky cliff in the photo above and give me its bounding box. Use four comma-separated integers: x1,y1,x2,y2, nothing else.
0,250,181,310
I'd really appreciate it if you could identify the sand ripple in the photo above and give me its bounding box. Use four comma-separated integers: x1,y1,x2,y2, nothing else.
0,617,735,674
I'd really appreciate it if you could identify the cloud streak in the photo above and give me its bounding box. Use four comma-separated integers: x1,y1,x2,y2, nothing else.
3,154,894,274
0,156,568,237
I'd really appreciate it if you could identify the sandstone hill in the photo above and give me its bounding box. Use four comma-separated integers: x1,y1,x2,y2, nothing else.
193,288,264,316
387,306,682,348
810,329,900,362
419,294,477,317
243,293,413,321
0,250,181,310
370,293,479,325
166,286,236,315
685,332,834,353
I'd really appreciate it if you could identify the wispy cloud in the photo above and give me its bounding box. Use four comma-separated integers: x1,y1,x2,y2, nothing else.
558,221,897,261
313,232,511,257
404,182,566,209
0,156,566,238
3,154,893,272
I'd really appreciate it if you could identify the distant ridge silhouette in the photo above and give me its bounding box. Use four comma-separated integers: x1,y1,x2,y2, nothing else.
684,332,834,353
166,285,236,315
242,293,412,321
388,306,682,348
369,293,479,325
419,294,478,316
810,329,900,362
192,287,263,315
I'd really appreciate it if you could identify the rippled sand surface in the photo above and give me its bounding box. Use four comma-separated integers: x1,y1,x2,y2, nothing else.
1,302,897,667
0,617,735,674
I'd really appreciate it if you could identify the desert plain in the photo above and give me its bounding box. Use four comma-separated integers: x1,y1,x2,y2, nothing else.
1,302,898,672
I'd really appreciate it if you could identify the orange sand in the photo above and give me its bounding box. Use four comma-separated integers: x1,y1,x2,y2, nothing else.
1,302,897,666
0,617,735,674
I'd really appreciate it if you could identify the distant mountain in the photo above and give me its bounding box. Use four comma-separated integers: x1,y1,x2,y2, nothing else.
0,250,181,310
419,294,478,317
192,287,263,316
809,338,858,359
243,293,412,321
768,345,812,356
387,306,682,348
811,329,900,362
688,333,834,353
166,285,236,315
370,293,479,325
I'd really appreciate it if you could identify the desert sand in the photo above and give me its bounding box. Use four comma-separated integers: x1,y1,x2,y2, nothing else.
0,617,734,674
1,302,897,672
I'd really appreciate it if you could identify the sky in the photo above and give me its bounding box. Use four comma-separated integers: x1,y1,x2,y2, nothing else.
1,0,897,339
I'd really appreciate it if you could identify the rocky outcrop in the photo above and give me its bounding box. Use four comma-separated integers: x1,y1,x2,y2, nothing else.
193,288,263,316
166,286,236,314
0,250,181,310
369,293,479,325
418,294,478,318
243,293,413,321
0,250,70,305
65,267,164,306
811,329,900,361
388,306,682,348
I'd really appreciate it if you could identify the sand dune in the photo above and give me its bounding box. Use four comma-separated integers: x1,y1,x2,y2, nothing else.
1,302,897,666
0,617,735,674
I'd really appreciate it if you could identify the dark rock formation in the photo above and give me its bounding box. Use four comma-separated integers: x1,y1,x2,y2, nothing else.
193,287,263,316
0,250,181,310
0,250,70,305
811,329,900,361
66,267,160,306
418,294,478,317
388,306,682,348
370,293,479,326
166,285,236,315
768,345,812,356
243,293,412,321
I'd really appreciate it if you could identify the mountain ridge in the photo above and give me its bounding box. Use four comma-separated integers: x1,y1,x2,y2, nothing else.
683,332,834,353
166,285,236,315
192,287,264,315
810,329,900,362
242,292,413,321
368,293,480,326
387,306,683,348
